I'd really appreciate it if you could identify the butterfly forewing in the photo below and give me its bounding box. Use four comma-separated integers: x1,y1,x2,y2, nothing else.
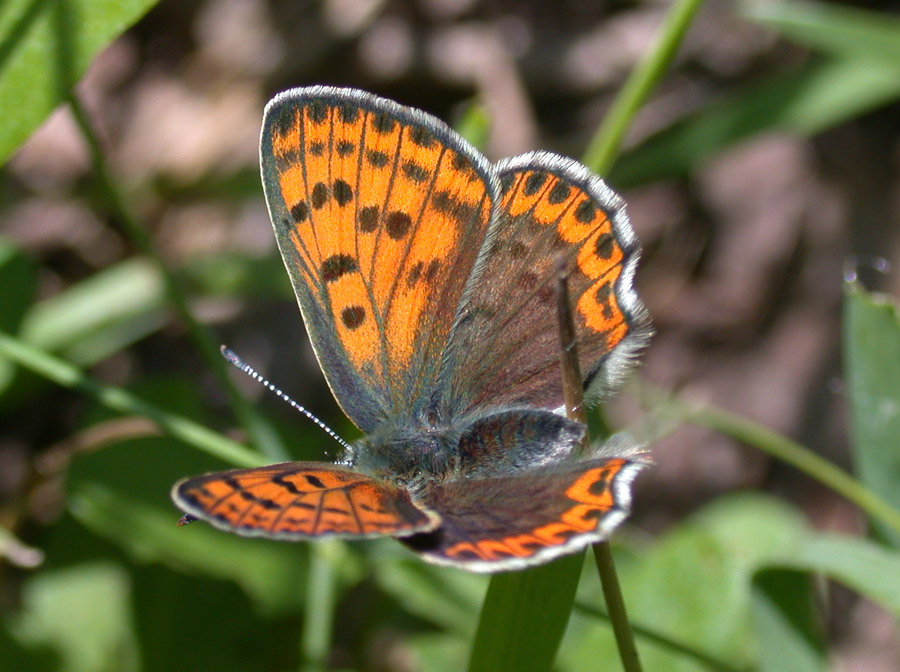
172,462,439,540
261,88,496,432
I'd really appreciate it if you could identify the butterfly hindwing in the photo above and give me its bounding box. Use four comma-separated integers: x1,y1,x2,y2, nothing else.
261,87,496,432
403,456,643,571
172,462,439,540
441,152,650,417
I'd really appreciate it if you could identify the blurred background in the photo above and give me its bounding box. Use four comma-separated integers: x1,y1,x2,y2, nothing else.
2,0,900,670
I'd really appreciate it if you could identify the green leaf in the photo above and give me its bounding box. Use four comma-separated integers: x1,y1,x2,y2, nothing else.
468,554,585,672
611,57,900,187
20,258,167,364
745,0,900,63
751,569,826,672
843,283,900,546
0,0,160,164
560,495,808,672
769,533,900,618
7,563,140,672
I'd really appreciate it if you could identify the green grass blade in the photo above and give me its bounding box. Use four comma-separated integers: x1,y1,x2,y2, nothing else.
0,328,260,467
21,258,166,360
751,569,826,672
744,0,900,62
640,380,900,539
583,0,707,175
468,554,584,672
843,282,900,547
611,57,900,187
592,542,642,671
300,540,341,672
674,398,900,540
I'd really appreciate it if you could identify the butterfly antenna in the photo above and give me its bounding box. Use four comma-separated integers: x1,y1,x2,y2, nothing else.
220,346,353,452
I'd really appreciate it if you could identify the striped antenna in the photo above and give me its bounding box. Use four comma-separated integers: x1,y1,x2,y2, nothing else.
220,346,352,452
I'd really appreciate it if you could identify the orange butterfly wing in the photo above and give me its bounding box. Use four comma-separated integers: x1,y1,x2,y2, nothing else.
404,456,644,572
441,153,650,417
261,88,495,431
172,463,439,539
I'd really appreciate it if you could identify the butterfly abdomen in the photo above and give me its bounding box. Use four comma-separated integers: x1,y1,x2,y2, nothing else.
454,409,585,477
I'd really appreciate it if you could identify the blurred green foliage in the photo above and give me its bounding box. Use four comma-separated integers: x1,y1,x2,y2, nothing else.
0,0,158,164
2,0,900,671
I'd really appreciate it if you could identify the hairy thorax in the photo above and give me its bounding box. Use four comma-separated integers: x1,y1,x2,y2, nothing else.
349,421,460,483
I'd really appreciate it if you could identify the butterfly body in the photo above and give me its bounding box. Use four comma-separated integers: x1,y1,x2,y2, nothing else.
349,415,461,483
173,86,651,572
349,406,583,480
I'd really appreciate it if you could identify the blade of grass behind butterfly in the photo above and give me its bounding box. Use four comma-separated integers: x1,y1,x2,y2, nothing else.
300,539,341,672
582,0,706,177
637,379,900,540
0,328,260,468
469,0,704,669
843,281,900,547
610,0,900,189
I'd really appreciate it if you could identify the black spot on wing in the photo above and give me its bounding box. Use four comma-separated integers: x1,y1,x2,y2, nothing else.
322,254,359,282
385,212,412,240
341,306,366,329
359,206,379,232
333,179,353,206
311,182,328,209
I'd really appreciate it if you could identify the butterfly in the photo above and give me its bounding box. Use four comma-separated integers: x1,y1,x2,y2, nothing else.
171,86,651,572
